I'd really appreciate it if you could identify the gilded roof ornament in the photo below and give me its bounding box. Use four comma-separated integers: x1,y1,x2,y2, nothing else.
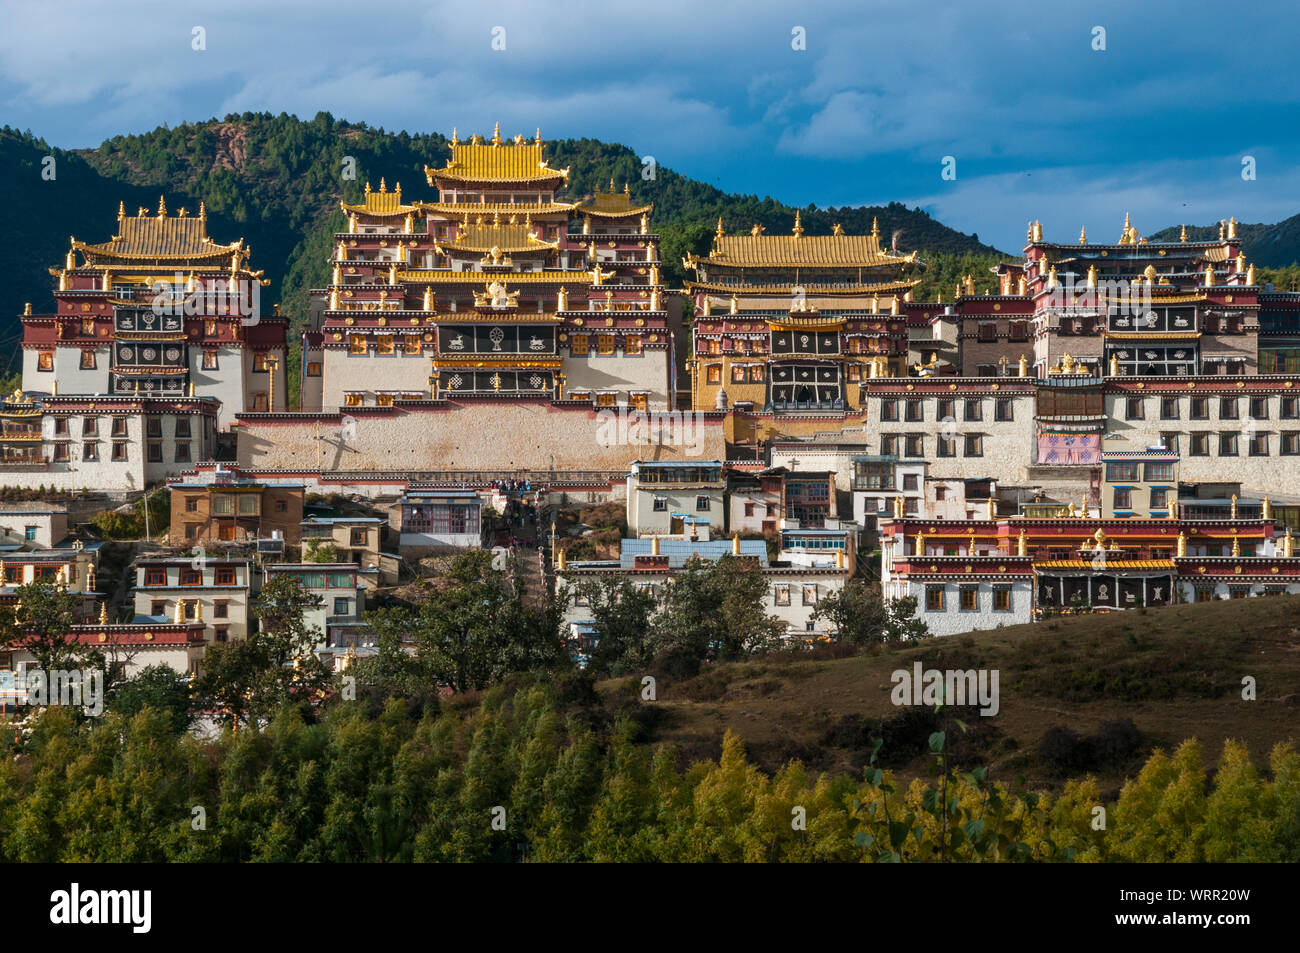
199,201,206,220
451,127,459,145
117,201,125,220
750,223,765,236
716,218,725,238
1078,225,1087,244
535,127,542,145
871,217,880,238
1179,224,1188,242
792,211,804,238
157,196,166,217
1227,217,1238,240
491,121,501,145
832,223,844,236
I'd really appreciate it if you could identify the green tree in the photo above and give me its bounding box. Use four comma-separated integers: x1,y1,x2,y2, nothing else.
107,664,194,733
0,579,93,673
575,576,657,675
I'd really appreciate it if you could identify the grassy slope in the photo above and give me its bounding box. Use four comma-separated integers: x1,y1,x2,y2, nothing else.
598,595,1300,796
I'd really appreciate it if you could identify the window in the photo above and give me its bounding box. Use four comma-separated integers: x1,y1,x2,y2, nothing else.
1150,489,1168,509
144,568,166,589
185,524,198,539
403,337,421,355
175,418,191,438
624,335,642,355
977,323,996,342
146,418,162,438
934,485,946,501
1160,397,1179,420
1250,397,1269,420
180,568,201,586
1190,433,1209,456
307,360,322,377
111,442,127,462
82,442,98,462
1107,462,1138,481
203,350,219,370
904,497,919,516
1144,462,1174,481
344,393,363,407
744,501,755,517
597,335,616,355
151,600,166,616
774,584,790,606
995,398,1014,421
215,567,237,586
964,399,982,422
212,495,234,516
1160,432,1180,454
880,399,899,422
695,495,710,511
880,434,898,456
993,586,1012,612
376,335,395,355
902,474,918,491
801,584,818,605
571,334,589,356
214,627,229,643
82,417,98,437
108,417,127,438
1220,398,1238,420
959,586,978,611
54,444,69,462
333,598,350,616
54,418,68,436
349,335,366,354
350,528,368,547
1283,433,1300,456
1009,321,1029,342
80,350,96,370
275,499,288,513
596,392,617,407
964,434,983,457
905,435,924,458
214,600,228,619
936,398,954,421
905,400,924,422
1195,587,1214,603
652,497,667,512
1283,397,1299,420
1113,488,1132,510
705,364,721,385
1250,434,1269,456
1219,433,1238,456
1190,397,1209,420
237,495,259,516
147,442,162,463
174,443,191,463
937,435,955,457
925,585,944,611
1125,398,1144,420
37,351,53,371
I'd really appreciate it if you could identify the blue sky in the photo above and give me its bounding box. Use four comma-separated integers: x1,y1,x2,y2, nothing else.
2,0,1297,252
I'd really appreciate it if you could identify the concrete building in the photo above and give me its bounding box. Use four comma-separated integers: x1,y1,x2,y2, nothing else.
168,464,305,545
625,460,726,538
131,555,256,645
394,489,484,553
300,516,399,586
0,504,70,549
262,563,365,650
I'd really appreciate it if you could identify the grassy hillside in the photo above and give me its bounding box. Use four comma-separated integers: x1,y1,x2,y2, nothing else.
605,594,1300,797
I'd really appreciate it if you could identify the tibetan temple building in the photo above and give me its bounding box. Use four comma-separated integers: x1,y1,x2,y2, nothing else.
683,215,921,414
20,199,288,427
303,124,671,412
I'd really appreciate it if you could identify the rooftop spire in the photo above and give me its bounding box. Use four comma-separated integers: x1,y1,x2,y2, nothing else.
792,210,804,237
535,127,542,145
1079,225,1087,244
117,201,125,220
716,217,725,238
871,216,880,238
198,201,206,220
492,121,501,145
156,195,166,217
379,177,387,192
1179,224,1188,242
451,127,459,145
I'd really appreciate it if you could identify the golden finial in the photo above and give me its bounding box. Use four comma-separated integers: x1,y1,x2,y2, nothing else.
792,210,804,237
535,127,542,145
1218,220,1226,241
716,217,725,238
99,601,108,625
451,127,459,145
871,216,880,238
623,182,630,195
1179,224,1187,242
492,121,501,145
117,201,125,220
1247,263,1256,285
364,181,371,195
608,178,615,193
395,181,401,199
1227,217,1238,240
1078,225,1087,244
379,177,386,192
23,302,31,316
157,195,166,217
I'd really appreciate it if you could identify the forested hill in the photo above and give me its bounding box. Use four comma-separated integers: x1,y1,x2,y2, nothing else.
0,113,1001,357
1148,215,1300,278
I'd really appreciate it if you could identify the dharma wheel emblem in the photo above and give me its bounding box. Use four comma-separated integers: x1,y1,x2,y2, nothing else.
489,327,504,351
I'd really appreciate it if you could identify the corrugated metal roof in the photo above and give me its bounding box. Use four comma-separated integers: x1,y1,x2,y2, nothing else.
620,538,769,569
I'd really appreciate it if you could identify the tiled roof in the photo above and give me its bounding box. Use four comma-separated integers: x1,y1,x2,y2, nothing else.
77,207,240,262
427,128,568,183
341,180,418,217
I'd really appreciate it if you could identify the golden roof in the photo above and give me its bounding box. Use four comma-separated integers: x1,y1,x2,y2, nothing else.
437,214,558,253
579,181,653,218
340,180,418,217
685,278,920,296
75,198,243,264
687,218,917,269
1103,331,1203,341
426,124,569,184
398,269,591,285
417,200,577,216
1035,559,1176,570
